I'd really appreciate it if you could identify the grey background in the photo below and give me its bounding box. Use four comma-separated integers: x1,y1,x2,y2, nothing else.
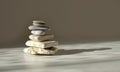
0,0,120,47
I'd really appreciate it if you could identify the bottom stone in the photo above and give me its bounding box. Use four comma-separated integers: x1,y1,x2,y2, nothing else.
23,47,58,55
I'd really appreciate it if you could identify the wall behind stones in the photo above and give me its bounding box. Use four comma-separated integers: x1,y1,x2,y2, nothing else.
0,0,120,47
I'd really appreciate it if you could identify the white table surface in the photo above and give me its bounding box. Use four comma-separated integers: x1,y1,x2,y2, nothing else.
0,41,120,72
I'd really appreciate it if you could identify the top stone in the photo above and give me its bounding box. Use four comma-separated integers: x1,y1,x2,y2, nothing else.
33,20,46,24
33,20,46,26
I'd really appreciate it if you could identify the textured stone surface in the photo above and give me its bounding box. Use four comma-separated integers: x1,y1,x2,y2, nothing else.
24,47,57,55
29,34,54,41
25,40,58,48
0,41,120,72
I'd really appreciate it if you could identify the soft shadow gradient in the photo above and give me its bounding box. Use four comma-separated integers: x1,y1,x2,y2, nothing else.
55,48,112,55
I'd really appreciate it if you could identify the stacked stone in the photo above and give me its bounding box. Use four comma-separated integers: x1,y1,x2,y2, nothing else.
24,20,58,55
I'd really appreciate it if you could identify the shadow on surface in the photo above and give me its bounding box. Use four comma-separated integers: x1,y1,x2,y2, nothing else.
56,48,112,55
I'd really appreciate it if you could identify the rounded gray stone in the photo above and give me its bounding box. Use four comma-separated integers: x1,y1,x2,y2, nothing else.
28,25,50,30
31,30,46,35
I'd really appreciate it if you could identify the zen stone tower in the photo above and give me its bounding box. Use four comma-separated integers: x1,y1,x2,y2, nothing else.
24,20,58,55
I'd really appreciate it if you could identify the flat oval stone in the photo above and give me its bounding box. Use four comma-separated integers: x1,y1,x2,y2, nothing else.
32,20,46,24
25,40,58,48
29,34,54,41
31,30,46,35
32,20,46,26
28,25,50,30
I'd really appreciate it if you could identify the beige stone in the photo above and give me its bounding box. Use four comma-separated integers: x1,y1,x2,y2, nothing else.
25,40,58,48
29,34,54,41
23,47,57,55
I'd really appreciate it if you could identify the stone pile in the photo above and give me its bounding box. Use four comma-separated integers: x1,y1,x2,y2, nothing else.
24,20,58,55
